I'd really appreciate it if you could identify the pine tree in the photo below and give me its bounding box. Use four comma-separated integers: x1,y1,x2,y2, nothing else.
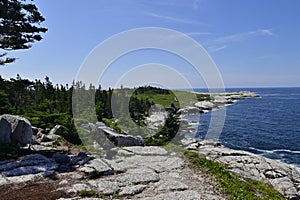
0,0,47,65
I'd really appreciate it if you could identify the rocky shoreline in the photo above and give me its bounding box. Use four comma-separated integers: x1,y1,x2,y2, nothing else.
176,90,300,199
178,91,260,115
182,138,300,199
1,90,300,199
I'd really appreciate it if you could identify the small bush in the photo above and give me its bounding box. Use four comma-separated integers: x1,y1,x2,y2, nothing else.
79,190,100,198
0,143,19,160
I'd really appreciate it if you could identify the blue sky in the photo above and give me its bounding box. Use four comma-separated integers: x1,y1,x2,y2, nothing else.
1,0,300,88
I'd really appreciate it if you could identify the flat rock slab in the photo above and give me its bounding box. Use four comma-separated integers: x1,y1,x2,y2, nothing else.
84,158,113,175
114,168,160,185
67,183,91,195
117,155,184,172
0,173,45,186
102,158,127,173
154,180,189,191
143,190,201,200
119,185,147,196
0,154,58,177
88,180,120,195
122,146,168,156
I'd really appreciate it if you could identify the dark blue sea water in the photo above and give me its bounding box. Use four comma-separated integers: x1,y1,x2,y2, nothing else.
184,88,300,170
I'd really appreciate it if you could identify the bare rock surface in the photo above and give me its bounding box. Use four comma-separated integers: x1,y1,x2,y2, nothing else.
181,138,300,200
0,144,225,200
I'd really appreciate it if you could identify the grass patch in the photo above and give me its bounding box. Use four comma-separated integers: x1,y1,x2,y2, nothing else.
163,142,185,153
79,190,100,198
184,151,284,200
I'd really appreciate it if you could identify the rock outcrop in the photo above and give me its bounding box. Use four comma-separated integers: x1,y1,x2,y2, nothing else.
0,145,225,200
181,138,300,200
81,122,145,147
178,91,260,116
0,114,33,146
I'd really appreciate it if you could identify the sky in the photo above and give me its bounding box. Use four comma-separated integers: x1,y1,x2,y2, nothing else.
1,0,300,88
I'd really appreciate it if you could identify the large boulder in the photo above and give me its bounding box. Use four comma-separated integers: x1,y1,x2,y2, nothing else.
0,114,33,146
85,123,144,148
97,126,144,147
0,117,11,143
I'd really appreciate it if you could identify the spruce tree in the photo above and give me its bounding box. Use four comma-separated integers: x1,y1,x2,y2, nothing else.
0,0,47,65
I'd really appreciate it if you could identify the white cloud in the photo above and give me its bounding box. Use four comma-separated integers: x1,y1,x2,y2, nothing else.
145,12,205,25
214,29,276,44
208,45,228,53
186,32,212,36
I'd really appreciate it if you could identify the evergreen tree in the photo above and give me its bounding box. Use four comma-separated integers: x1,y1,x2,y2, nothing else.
0,0,47,65
0,90,12,113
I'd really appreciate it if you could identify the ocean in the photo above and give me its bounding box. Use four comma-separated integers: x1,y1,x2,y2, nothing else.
183,87,300,170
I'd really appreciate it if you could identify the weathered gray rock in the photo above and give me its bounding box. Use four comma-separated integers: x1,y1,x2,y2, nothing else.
0,154,51,172
195,141,300,199
143,190,201,200
0,117,12,143
0,154,58,177
117,149,135,156
119,185,146,196
114,168,160,185
49,124,68,135
0,172,45,186
0,114,33,146
31,126,44,135
70,152,91,166
91,123,144,148
195,101,217,110
88,180,120,195
102,158,127,173
2,163,58,176
80,166,95,174
95,125,144,147
123,146,168,156
67,183,91,195
52,153,71,164
116,154,184,173
30,144,56,152
155,180,189,191
58,198,102,200
177,107,201,115
84,158,113,175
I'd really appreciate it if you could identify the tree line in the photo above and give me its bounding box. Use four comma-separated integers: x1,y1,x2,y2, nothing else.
0,75,179,145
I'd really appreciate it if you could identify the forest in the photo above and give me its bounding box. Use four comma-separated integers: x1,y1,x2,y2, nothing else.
0,75,180,145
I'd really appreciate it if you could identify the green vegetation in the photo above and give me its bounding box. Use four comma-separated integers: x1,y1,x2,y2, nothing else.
79,190,100,198
0,75,204,147
132,86,211,109
0,0,47,65
184,151,284,200
144,113,180,146
0,143,19,160
162,142,185,153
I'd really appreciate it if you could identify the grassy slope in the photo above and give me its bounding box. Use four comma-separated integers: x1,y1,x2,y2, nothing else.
132,89,211,109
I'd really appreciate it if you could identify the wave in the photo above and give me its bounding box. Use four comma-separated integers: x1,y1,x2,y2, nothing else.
248,147,300,155
262,94,280,96
289,164,300,173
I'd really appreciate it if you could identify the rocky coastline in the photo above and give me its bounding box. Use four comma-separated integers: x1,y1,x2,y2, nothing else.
182,138,300,199
1,89,300,199
177,91,260,115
